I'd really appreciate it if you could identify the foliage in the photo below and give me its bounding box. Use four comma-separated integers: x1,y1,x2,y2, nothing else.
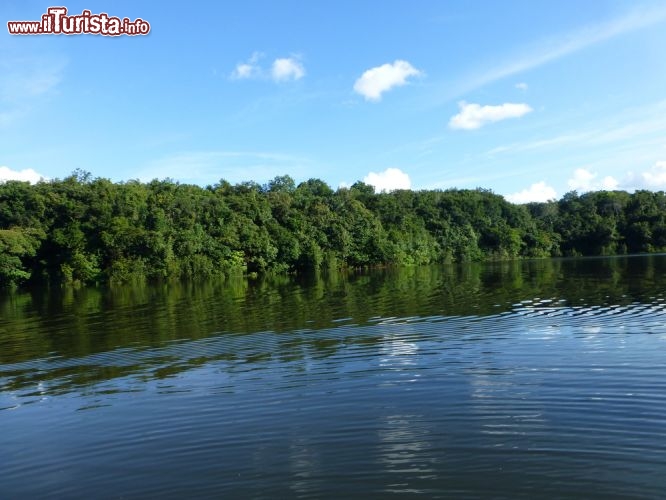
1,174,666,286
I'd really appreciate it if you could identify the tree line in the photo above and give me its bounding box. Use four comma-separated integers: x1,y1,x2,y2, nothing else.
1,171,665,286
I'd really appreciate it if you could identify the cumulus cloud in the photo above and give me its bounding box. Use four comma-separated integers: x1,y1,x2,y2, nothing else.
622,161,666,190
353,60,422,101
271,57,305,82
232,63,256,79
449,101,533,130
231,53,305,82
506,181,557,204
0,166,46,184
515,82,528,90
230,52,263,80
568,168,595,190
363,168,411,192
566,163,666,193
567,168,619,191
511,162,666,202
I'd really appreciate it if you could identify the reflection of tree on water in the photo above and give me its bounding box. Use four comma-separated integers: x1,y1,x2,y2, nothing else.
2,256,666,400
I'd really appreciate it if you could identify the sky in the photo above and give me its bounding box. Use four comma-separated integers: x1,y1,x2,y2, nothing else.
1,0,666,202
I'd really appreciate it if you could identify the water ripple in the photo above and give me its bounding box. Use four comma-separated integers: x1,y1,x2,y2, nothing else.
3,258,666,498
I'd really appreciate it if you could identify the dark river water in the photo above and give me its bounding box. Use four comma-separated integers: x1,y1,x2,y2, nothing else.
2,256,666,498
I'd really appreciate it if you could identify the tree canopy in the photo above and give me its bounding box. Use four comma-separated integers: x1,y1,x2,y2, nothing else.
1,172,665,286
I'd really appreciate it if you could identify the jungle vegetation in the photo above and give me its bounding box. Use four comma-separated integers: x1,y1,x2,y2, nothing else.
2,171,666,286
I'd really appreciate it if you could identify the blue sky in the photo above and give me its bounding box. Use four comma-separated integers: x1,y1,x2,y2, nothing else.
2,0,666,202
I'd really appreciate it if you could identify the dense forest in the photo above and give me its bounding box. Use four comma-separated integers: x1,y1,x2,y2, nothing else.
1,170,666,286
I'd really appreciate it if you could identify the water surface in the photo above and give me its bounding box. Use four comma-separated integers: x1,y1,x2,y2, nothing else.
2,256,666,498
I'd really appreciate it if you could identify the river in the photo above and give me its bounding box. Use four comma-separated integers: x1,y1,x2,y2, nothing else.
2,256,666,498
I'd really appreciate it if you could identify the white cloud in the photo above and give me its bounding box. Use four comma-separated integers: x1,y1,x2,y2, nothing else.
623,161,666,190
449,101,533,130
353,60,422,101
601,176,621,190
568,168,595,190
461,5,666,95
636,160,666,187
230,52,263,80
506,181,557,203
515,82,528,91
0,51,66,127
483,100,666,163
0,166,46,184
567,163,666,193
568,168,619,191
0,58,65,103
363,168,411,192
271,57,305,82
231,53,305,83
232,63,255,79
